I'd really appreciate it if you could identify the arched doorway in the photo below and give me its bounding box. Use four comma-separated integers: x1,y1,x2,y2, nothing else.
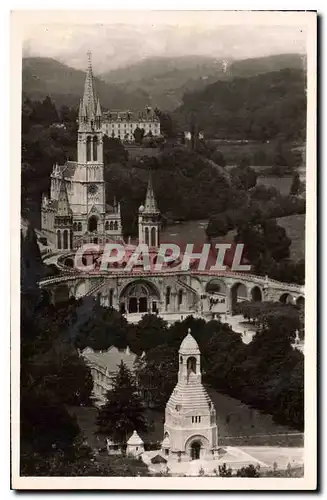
205,279,227,295
296,296,305,308
231,282,248,313
280,293,294,305
190,441,201,460
88,216,98,233
119,280,160,315
251,286,262,302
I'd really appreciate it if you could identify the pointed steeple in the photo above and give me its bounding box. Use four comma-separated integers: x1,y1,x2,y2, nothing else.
57,178,72,216
144,171,159,214
96,98,102,117
81,51,97,119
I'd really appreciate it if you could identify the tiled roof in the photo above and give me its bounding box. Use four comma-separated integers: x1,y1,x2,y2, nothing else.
127,431,144,446
166,371,213,411
82,346,137,373
179,332,200,355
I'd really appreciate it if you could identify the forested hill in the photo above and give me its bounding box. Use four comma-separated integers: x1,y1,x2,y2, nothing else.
22,57,151,110
175,68,306,142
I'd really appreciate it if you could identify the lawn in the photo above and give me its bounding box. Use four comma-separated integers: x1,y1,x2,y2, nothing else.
68,385,303,451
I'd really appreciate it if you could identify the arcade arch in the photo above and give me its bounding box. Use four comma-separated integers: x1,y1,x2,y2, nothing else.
250,286,262,302
119,279,160,315
280,293,295,305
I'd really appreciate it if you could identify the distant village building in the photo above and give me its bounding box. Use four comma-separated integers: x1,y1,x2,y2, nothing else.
81,345,138,405
102,108,160,142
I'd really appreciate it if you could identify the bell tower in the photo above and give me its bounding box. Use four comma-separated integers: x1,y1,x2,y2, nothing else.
162,329,219,462
138,171,161,247
178,329,202,384
77,51,103,165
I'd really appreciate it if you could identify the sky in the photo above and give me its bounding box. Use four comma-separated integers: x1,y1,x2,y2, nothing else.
22,12,308,74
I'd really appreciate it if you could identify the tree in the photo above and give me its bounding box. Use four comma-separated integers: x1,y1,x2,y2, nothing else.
206,215,229,239
211,150,226,167
97,361,148,446
133,126,145,144
103,135,128,165
290,172,301,196
236,464,260,477
230,165,257,190
218,463,233,477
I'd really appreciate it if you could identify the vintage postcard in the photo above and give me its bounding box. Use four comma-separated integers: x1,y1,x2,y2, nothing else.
11,9,317,490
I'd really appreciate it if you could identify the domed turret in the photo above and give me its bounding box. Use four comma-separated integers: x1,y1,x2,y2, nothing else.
179,329,200,355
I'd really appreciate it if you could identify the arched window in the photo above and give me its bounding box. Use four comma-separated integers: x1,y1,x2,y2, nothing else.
70,230,73,250
151,227,156,247
63,229,69,250
187,356,196,374
165,286,171,307
73,222,78,231
178,289,183,306
144,227,149,246
86,136,92,162
78,222,82,232
57,230,61,250
109,221,114,230
114,221,118,230
88,216,97,233
93,136,98,161
105,221,109,231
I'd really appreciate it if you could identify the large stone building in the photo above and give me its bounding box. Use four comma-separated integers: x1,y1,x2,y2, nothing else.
162,330,219,462
102,109,160,142
41,53,123,250
81,345,138,406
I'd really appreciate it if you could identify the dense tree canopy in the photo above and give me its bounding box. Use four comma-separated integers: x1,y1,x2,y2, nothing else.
97,361,149,445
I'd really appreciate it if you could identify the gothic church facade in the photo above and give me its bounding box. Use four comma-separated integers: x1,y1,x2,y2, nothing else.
41,53,123,250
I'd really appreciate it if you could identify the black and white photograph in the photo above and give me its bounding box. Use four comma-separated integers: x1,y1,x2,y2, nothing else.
11,9,316,490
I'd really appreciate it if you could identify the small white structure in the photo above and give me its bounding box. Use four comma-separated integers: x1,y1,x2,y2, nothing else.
162,329,219,462
126,431,145,457
106,438,122,456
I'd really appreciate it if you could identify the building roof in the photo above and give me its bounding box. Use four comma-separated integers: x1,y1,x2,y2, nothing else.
166,372,214,412
127,431,144,446
82,346,137,374
143,171,159,214
179,330,200,355
80,51,98,120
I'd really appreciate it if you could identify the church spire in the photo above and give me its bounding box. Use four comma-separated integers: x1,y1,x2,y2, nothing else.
82,51,97,119
144,171,159,214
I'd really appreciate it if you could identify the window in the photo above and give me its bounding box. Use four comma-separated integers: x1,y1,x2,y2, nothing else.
165,449,169,456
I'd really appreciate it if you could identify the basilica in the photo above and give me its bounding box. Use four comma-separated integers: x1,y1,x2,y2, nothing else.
41,53,138,250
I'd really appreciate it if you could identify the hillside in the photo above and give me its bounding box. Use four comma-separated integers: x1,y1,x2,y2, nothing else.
174,68,306,142
228,53,306,78
101,53,306,111
22,57,151,110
